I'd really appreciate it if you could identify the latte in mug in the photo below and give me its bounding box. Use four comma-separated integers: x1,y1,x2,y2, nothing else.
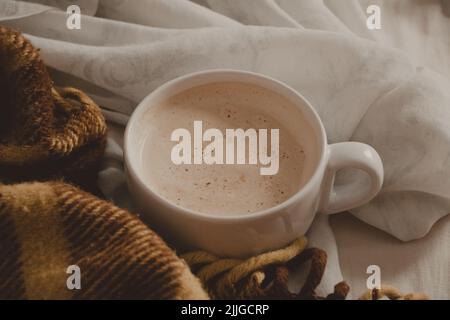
139,82,319,216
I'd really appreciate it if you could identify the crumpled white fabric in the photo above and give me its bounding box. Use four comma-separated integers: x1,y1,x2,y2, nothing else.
1,0,449,298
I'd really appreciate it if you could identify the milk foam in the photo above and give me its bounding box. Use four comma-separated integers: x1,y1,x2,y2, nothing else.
140,82,316,216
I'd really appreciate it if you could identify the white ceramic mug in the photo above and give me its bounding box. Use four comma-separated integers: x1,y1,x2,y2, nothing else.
125,70,383,258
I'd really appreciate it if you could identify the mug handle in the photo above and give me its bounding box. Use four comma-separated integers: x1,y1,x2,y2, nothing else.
319,142,384,215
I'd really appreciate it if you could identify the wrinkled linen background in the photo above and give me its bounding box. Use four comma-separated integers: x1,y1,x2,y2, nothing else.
1,0,449,298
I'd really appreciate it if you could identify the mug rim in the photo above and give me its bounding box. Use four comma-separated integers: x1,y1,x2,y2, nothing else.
124,69,328,222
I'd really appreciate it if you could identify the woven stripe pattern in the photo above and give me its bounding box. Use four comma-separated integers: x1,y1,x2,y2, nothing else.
0,26,106,190
0,181,208,300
